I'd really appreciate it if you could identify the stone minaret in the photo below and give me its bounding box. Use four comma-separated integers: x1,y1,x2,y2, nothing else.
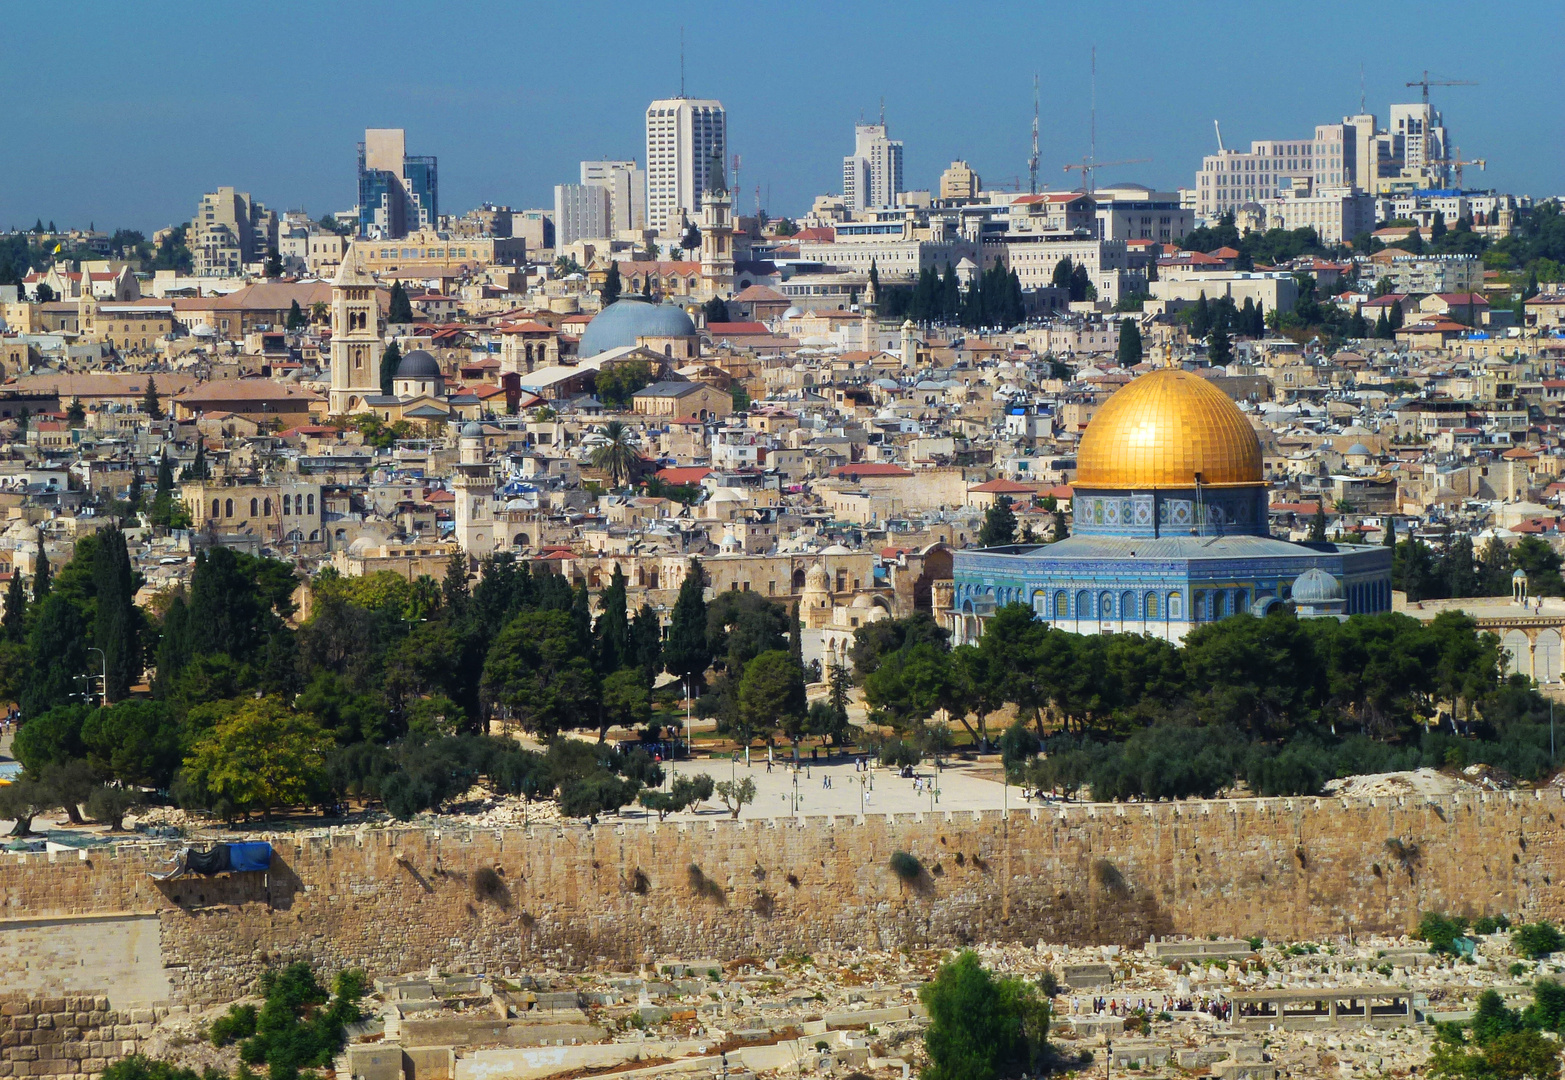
328,253,382,415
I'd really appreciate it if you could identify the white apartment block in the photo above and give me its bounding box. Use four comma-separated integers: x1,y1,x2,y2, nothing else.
842,122,904,212
1389,103,1447,174
192,187,277,278
1260,188,1376,245
581,160,646,234
645,97,726,235
553,184,612,248
1091,186,1193,244
1194,122,1359,220
1369,254,1482,294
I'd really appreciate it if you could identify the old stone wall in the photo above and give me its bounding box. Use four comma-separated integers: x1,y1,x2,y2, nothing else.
0,994,150,1078
1,792,1562,1006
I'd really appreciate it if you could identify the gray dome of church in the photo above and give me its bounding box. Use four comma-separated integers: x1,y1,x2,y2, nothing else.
1291,567,1344,603
396,349,441,378
579,299,696,358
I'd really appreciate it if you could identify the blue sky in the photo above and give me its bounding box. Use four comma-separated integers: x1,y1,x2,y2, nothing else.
1,1,1560,233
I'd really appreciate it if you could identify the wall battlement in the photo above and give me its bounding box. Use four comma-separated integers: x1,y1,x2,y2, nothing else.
3,791,1561,1005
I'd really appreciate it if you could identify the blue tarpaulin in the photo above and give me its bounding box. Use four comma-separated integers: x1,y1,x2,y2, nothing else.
227,842,273,873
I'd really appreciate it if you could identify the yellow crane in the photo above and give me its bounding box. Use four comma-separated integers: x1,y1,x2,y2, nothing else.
1062,157,1150,194
1405,70,1476,104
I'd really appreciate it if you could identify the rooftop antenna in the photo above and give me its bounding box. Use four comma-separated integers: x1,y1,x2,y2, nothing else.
679,26,685,97
879,97,885,127
1359,63,1366,115
1089,45,1097,178
1028,75,1040,195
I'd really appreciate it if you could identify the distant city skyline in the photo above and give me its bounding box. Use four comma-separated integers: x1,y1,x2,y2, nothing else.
0,0,1559,233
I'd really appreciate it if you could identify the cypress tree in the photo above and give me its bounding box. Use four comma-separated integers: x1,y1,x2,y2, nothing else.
388,281,414,323
22,594,86,716
153,591,190,695
2,568,26,642
595,564,630,674
379,342,402,397
32,528,50,601
141,376,162,419
789,601,803,666
126,468,143,513
664,557,712,690
92,526,139,700
630,602,663,678
1117,319,1143,366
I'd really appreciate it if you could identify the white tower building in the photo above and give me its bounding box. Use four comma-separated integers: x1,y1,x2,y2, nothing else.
452,421,495,557
842,120,904,212
645,98,726,235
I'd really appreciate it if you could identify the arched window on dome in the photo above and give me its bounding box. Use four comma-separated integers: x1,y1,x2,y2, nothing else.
1121,591,1136,620
1076,590,1092,620
1145,592,1159,620
1237,588,1250,614
1055,592,1069,620
1169,592,1183,620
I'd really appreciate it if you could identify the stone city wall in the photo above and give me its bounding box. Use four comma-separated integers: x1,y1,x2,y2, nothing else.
1,792,1562,1007
0,994,152,1078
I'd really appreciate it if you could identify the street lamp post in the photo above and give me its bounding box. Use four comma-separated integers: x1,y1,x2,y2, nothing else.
85,647,108,707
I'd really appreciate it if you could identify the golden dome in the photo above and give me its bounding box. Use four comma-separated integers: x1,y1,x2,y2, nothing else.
1075,369,1263,489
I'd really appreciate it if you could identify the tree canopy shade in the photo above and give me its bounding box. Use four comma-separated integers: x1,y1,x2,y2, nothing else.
978,495,1018,547
387,281,414,323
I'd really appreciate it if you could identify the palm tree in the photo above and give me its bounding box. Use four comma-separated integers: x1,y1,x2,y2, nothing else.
310,301,328,324
590,421,639,489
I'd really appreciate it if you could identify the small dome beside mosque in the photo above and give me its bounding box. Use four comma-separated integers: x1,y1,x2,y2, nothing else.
461,421,483,437
804,563,830,592
1291,568,1344,603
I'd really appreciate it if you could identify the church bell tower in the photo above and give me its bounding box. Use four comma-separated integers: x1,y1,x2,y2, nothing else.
329,254,383,415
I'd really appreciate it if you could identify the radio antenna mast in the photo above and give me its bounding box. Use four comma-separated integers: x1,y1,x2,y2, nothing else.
1028,75,1040,194
679,27,685,97
1090,46,1097,174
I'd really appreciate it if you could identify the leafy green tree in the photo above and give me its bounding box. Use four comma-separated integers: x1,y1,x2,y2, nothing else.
864,642,952,734
82,700,182,788
638,773,714,820
714,775,756,818
979,495,1018,547
920,950,1052,1080
665,559,712,689
22,595,86,716
738,649,807,746
379,341,402,397
0,774,52,836
285,299,307,331
181,697,328,820
848,612,950,682
263,247,283,277
630,602,663,677
702,296,729,323
480,609,599,736
601,262,622,305
1309,503,1328,541
601,667,651,741
387,281,414,323
66,396,86,426
594,360,652,408
707,589,790,674
32,528,49,602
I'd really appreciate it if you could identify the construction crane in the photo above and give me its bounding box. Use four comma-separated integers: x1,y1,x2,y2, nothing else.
1437,148,1486,189
1405,70,1476,104
1213,119,1225,153
1027,75,1040,195
1062,157,1150,194
991,175,1027,192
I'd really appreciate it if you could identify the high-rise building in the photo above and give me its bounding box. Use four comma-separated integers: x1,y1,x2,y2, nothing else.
842,121,904,212
939,161,982,203
645,98,726,235
1389,103,1449,182
191,187,277,277
357,128,438,239
581,160,646,234
554,184,612,247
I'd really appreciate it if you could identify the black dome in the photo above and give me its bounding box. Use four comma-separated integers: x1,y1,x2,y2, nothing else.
396,349,441,378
